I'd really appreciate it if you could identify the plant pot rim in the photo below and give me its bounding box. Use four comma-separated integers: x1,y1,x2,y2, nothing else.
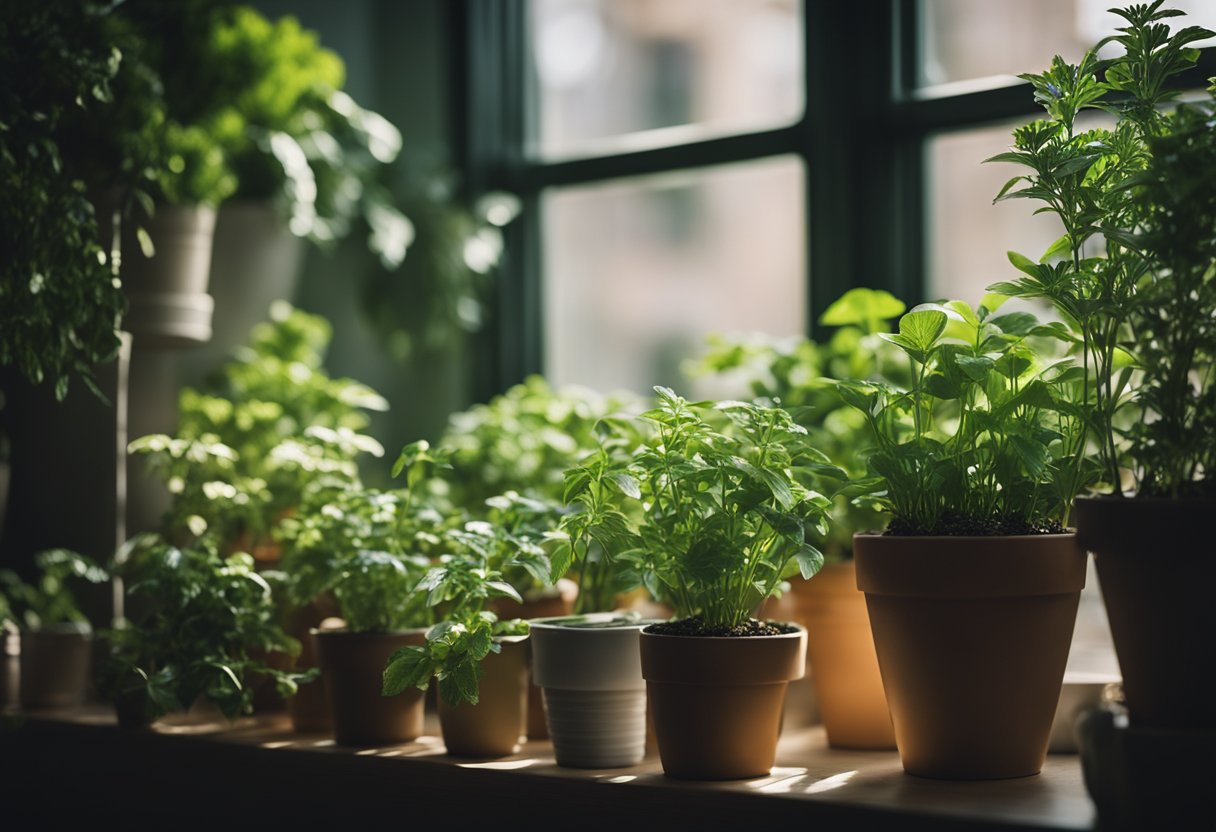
528,612,660,631
640,621,807,641
854,531,1077,541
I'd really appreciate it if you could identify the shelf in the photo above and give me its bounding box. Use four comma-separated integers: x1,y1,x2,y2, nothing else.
2,706,1094,830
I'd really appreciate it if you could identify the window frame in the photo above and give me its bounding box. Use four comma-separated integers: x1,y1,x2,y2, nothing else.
454,0,1216,400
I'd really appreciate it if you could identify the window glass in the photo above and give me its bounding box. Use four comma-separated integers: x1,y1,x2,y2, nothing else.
530,0,803,159
542,155,806,396
919,0,1216,90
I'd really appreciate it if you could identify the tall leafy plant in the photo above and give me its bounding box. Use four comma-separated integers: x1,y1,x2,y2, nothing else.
987,1,1214,495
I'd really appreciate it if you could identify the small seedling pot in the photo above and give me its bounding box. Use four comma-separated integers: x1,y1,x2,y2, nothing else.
640,623,807,780
530,613,654,768
19,623,92,709
437,635,529,758
313,628,427,746
854,533,1086,779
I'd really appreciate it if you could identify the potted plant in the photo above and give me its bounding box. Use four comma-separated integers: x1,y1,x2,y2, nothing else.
98,534,308,728
838,297,1089,780
992,7,1215,822
579,388,828,780
438,376,641,738
986,1,1215,739
383,489,560,757
0,550,108,708
691,286,907,750
112,2,412,365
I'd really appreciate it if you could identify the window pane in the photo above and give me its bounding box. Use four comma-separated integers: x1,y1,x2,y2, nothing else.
919,0,1216,90
530,0,803,159
543,156,806,395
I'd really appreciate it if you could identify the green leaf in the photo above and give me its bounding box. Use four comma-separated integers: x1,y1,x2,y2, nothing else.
608,473,641,500
485,581,523,603
898,308,948,353
818,288,906,334
1007,250,1041,278
794,543,824,580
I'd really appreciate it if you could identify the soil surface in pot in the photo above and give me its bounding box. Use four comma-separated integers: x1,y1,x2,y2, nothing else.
645,617,797,638
885,512,1065,537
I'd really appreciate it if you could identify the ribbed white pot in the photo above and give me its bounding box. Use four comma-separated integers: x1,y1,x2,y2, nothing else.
530,614,653,769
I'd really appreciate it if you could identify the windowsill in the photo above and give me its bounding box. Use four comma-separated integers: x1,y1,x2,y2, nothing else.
4,706,1094,830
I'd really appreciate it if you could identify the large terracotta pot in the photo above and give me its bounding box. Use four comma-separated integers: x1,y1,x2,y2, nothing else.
530,614,653,768
776,563,895,749
492,578,577,739
313,629,426,746
640,623,806,780
1075,496,1216,731
19,625,92,709
855,533,1085,780
437,636,529,757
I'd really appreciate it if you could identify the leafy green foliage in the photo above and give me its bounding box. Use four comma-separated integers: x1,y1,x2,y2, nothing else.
689,288,908,557
0,550,108,632
838,300,1090,533
99,535,309,722
0,1,126,400
118,1,410,261
558,387,838,628
129,303,387,549
988,2,1215,496
1126,89,1216,496
331,550,432,634
437,375,643,513
381,491,556,707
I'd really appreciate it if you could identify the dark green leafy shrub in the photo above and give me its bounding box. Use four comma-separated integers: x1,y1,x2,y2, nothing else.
100,535,308,721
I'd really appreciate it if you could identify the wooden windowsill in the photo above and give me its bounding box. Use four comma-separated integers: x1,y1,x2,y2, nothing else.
2,706,1095,830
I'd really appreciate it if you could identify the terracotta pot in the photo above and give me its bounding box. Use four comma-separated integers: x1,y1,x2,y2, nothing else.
855,533,1085,780
492,578,577,740
313,629,426,746
1075,496,1216,731
116,203,218,348
19,625,92,709
288,626,332,733
772,563,895,749
437,636,529,757
530,614,653,768
640,624,806,780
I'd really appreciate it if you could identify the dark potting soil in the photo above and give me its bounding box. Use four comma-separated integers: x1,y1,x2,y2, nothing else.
644,617,798,638
884,512,1066,537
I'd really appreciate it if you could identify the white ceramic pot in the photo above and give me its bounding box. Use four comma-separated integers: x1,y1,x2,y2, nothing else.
530,613,655,769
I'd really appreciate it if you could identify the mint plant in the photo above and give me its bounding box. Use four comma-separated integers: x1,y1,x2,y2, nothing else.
987,1,1214,496
838,300,1086,534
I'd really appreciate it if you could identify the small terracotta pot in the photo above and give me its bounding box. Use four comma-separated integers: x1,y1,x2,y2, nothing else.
773,563,895,749
1,627,18,707
855,533,1085,780
286,600,337,733
530,614,653,768
313,628,426,746
492,578,577,740
1075,496,1216,732
438,636,529,757
640,624,807,780
19,626,92,709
